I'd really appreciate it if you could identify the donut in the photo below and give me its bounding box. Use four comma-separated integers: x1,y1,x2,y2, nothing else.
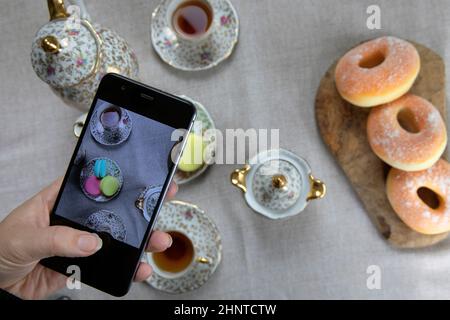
367,94,447,171
335,36,420,107
387,159,450,235
100,176,119,197
84,176,101,197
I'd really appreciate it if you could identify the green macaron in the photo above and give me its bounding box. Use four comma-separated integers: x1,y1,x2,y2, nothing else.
100,175,119,197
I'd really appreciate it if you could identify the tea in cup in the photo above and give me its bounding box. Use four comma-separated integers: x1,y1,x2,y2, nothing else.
150,230,209,278
167,0,215,44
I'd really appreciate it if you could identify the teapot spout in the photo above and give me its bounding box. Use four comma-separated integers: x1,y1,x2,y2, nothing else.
48,0,69,20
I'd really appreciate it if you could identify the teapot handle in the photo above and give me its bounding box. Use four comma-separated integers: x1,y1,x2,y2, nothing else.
67,0,90,20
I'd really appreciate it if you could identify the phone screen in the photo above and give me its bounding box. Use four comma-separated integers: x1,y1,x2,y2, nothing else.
54,98,178,248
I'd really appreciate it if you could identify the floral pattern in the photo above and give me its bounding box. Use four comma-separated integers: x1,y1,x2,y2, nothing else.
241,149,316,220
145,201,222,294
151,0,239,71
251,160,302,211
31,20,97,88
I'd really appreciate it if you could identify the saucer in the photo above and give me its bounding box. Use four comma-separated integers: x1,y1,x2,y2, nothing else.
145,200,222,294
90,107,132,146
85,209,126,242
151,0,239,71
80,157,123,202
174,95,216,185
135,185,164,222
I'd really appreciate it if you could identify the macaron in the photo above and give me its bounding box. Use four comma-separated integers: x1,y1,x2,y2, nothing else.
178,133,205,173
94,159,107,179
84,176,101,197
100,175,120,197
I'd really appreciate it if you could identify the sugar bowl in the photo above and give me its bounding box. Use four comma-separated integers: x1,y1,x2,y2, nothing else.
231,149,326,219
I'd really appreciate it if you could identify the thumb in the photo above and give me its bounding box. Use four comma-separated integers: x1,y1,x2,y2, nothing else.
24,226,103,260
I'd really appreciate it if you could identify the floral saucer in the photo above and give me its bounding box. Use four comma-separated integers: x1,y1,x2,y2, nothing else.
151,0,239,71
135,185,164,222
174,95,216,185
90,106,132,146
85,209,126,242
80,157,123,202
145,200,222,294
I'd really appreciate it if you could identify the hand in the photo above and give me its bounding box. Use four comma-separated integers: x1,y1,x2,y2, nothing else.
0,178,177,299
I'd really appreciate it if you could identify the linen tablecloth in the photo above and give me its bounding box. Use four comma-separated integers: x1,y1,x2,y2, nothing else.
1,0,450,299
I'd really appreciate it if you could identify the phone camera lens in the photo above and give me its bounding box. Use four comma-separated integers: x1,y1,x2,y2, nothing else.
121,85,126,91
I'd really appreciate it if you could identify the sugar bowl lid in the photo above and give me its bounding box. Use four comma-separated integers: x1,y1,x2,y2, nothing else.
31,0,102,88
231,149,326,219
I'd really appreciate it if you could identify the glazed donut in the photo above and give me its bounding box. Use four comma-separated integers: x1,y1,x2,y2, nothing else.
335,36,420,107
387,159,450,235
367,94,447,171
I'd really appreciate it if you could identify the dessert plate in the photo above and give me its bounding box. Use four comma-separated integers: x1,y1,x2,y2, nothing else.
151,0,239,71
85,209,126,242
80,157,123,202
145,200,222,294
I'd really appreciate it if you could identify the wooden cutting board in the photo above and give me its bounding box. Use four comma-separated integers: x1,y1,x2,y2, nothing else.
315,42,448,248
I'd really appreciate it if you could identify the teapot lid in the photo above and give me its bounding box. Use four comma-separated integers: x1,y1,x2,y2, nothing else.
31,17,101,88
231,149,326,220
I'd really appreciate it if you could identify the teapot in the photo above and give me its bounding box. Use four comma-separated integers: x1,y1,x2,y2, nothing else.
31,0,139,110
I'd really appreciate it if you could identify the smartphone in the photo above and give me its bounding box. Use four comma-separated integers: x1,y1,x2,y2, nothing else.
41,73,196,297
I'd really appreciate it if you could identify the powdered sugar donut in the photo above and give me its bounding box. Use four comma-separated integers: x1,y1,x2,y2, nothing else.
387,159,450,235
335,36,420,107
367,94,447,171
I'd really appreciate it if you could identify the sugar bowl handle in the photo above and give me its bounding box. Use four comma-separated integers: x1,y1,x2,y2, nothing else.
307,175,326,201
230,165,251,193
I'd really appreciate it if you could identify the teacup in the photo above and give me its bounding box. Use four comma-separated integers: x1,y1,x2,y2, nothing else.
99,104,124,138
149,230,210,279
166,0,215,44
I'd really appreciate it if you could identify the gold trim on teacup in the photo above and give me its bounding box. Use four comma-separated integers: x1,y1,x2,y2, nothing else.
169,200,204,213
135,198,144,211
307,175,326,201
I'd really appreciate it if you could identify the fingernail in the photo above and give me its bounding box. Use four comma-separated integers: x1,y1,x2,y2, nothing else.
166,234,173,248
78,234,103,252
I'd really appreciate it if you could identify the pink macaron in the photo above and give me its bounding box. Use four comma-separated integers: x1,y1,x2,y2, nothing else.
84,176,101,197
